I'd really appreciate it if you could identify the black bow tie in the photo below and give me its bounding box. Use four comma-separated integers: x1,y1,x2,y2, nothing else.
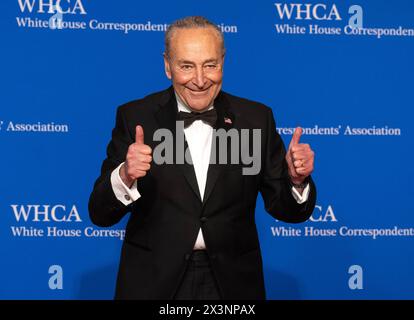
178,109,217,128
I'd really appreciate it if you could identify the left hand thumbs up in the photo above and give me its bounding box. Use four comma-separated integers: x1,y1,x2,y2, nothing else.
285,127,314,186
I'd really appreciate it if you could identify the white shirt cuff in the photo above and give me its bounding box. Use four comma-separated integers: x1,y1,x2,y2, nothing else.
291,184,310,204
110,162,141,206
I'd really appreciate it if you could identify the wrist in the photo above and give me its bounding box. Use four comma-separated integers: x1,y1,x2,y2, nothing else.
120,163,135,188
288,176,309,189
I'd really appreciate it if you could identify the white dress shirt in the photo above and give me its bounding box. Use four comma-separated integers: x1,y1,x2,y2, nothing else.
111,94,310,250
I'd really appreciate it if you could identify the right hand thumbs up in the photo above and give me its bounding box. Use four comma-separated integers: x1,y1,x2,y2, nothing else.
120,125,152,187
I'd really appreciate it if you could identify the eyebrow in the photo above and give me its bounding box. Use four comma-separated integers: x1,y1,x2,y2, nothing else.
177,59,219,64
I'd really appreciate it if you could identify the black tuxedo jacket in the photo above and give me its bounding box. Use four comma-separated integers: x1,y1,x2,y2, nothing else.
89,87,316,300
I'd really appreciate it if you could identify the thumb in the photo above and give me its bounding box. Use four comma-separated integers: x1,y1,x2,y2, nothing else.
289,127,302,149
135,125,144,144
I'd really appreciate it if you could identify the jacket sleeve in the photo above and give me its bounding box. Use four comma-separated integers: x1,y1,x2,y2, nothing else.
259,107,317,223
88,106,134,227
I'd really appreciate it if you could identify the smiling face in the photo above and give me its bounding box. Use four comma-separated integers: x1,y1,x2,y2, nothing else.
164,27,224,112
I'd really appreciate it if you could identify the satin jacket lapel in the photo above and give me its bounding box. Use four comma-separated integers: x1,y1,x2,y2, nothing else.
203,92,236,207
154,87,202,203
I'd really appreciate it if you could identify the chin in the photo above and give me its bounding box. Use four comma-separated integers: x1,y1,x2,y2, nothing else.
187,100,212,112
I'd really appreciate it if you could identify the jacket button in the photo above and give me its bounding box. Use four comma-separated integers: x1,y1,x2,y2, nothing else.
210,254,217,260
200,217,208,223
184,253,191,260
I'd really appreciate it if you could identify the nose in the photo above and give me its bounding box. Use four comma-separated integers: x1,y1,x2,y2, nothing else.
193,66,207,88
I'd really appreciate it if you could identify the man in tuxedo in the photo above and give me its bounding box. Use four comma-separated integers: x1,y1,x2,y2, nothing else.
89,16,316,300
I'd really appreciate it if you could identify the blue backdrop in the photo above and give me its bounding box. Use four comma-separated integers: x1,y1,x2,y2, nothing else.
1,0,413,299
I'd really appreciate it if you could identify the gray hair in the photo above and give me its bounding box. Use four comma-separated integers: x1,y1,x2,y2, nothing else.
165,16,225,58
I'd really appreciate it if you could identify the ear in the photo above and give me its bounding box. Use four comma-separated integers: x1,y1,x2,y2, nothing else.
163,53,172,80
